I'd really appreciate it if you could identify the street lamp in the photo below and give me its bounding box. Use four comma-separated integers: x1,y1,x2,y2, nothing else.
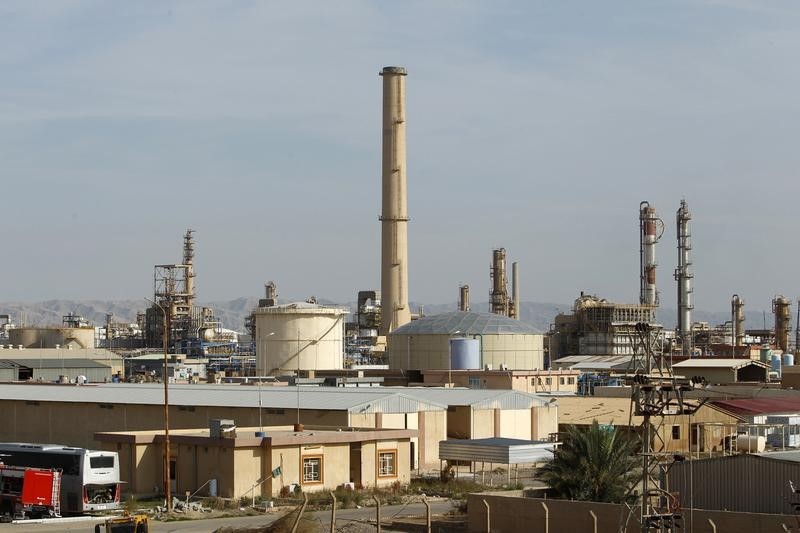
145,298,171,511
448,330,461,387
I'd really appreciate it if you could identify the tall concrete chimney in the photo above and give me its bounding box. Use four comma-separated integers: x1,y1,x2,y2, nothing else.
458,285,470,312
379,66,411,335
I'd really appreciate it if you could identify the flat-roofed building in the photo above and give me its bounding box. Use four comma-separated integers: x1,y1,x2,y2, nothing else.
672,358,770,384
421,369,580,394
96,425,414,499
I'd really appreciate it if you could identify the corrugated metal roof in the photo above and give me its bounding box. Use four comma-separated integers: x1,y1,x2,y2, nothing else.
0,383,446,413
0,358,111,369
673,359,769,369
390,311,540,335
0,360,20,369
439,438,555,463
755,450,800,463
711,398,800,416
351,387,552,409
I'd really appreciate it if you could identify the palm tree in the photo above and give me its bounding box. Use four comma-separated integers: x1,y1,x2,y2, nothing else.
538,420,639,503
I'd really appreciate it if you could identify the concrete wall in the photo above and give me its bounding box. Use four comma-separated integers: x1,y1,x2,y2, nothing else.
468,493,797,533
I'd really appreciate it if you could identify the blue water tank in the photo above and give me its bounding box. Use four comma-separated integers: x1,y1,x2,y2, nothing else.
450,338,480,369
783,353,795,367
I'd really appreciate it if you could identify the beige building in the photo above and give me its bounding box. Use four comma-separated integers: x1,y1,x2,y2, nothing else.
387,311,545,371
556,395,743,453
421,369,580,394
0,383,557,471
0,348,123,382
672,358,770,385
96,425,414,499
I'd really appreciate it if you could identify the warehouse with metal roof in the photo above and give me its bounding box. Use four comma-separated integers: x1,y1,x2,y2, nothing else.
387,311,544,371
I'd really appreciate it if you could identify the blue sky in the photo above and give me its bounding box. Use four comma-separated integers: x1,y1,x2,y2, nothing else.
2,1,800,315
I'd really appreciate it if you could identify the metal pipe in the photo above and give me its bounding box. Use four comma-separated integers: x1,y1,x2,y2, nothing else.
482,499,490,533
373,495,381,533
540,501,549,533
145,297,171,511
329,491,336,533
379,66,411,335
290,493,308,533
589,510,597,533
423,497,431,533
511,261,520,320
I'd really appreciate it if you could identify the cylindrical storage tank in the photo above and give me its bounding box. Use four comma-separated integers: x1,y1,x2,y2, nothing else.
771,353,782,377
450,338,480,369
736,435,766,453
760,346,772,364
783,353,795,367
254,302,348,375
8,327,95,349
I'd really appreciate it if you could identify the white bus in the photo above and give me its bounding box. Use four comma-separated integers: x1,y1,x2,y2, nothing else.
0,443,121,514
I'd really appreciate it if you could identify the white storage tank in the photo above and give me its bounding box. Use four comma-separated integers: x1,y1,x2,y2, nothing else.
783,353,795,367
736,435,766,453
254,302,348,375
771,353,782,377
450,338,480,369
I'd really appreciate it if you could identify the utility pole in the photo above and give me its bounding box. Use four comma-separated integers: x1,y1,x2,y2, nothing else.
619,323,705,533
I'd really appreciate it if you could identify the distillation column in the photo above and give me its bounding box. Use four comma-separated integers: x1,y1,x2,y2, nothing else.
773,295,792,353
183,229,196,310
490,248,510,316
639,202,662,306
732,294,745,347
675,200,694,355
379,66,411,335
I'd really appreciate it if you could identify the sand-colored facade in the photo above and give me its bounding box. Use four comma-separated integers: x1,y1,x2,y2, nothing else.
96,426,414,499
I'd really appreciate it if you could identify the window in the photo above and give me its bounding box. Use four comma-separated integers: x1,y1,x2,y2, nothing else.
378,451,397,477
89,456,115,469
545,378,552,385
567,377,575,385
672,425,681,439
559,377,565,385
468,377,481,389
302,456,323,483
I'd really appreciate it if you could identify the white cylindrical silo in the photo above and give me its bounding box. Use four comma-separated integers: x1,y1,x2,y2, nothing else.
771,353,782,377
783,353,795,367
450,338,480,369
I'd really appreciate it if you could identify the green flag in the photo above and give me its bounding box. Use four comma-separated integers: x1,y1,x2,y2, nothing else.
272,466,282,478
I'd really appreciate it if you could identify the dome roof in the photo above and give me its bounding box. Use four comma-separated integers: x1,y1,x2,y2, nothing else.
390,311,540,336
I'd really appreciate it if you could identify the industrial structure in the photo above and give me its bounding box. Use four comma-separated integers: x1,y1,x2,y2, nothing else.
144,230,233,355
253,301,347,375
7,313,96,349
731,294,745,347
638,201,663,307
458,284,470,312
387,310,544,371
379,66,411,336
489,248,519,319
549,293,662,360
675,199,694,355
773,295,792,354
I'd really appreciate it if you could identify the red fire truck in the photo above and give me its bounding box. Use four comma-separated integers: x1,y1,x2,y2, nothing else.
0,464,61,520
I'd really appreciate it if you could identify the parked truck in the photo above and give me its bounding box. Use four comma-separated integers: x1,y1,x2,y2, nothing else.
0,464,61,520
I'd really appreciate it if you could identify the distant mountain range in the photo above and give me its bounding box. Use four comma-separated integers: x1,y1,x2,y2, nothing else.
0,298,773,334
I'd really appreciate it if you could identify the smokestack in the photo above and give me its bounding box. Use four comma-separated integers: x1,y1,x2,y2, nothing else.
458,285,470,312
379,66,411,335
732,294,745,347
675,199,694,355
511,261,520,320
773,295,791,353
490,248,509,316
639,202,662,306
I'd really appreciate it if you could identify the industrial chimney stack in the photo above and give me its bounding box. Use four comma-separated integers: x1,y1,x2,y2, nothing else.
458,285,470,312
511,261,520,320
379,66,411,335
773,295,792,353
